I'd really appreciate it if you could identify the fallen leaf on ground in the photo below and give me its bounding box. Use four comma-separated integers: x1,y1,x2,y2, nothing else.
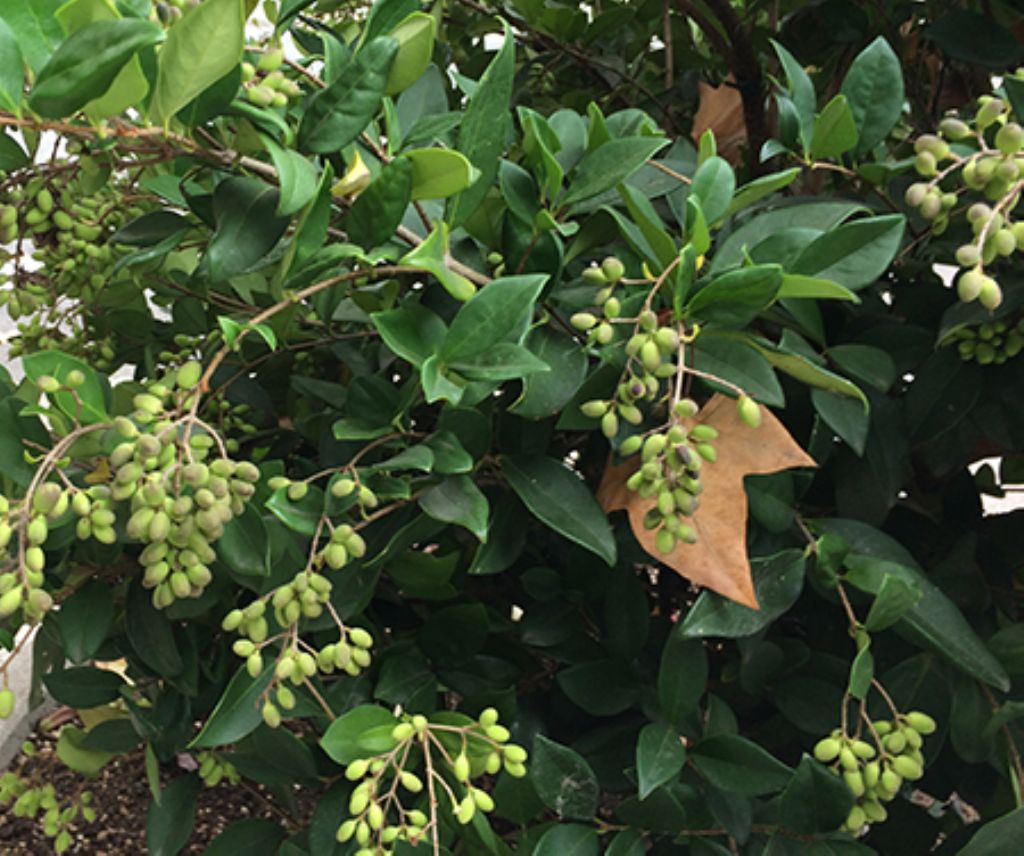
597,394,817,609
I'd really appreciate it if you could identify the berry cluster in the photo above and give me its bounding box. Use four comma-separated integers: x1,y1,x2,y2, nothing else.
196,751,241,788
905,90,1024,310
0,164,144,366
242,47,303,108
336,708,527,855
948,316,1024,364
813,711,936,834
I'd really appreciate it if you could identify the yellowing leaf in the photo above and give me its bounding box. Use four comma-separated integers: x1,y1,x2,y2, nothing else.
597,394,816,608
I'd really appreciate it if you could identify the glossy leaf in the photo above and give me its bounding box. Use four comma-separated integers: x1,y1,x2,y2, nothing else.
636,723,687,799
562,137,670,206
531,734,600,820
371,301,446,368
54,581,114,664
0,17,23,113
690,734,792,796
778,755,854,834
691,156,735,224
260,135,319,217
404,147,479,200
205,177,290,282
348,157,414,249
190,662,275,748
533,824,599,856
658,628,709,729
686,265,783,328
299,37,397,153
810,94,858,159
418,476,489,541
44,666,125,708
792,214,905,291
503,455,616,565
150,0,243,125
841,36,904,154
320,705,398,764
385,11,436,95
440,274,547,363
146,775,201,856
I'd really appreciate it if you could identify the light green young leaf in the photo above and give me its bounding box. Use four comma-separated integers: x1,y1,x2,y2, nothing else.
404,147,480,199
385,11,436,95
399,223,477,301
150,0,244,126
0,18,24,113
810,94,858,159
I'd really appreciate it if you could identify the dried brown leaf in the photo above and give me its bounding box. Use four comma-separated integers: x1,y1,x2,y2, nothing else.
597,394,817,609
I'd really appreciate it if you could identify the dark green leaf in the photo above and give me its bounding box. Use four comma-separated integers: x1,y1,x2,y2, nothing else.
771,40,815,148
440,274,547,363
190,662,275,748
726,168,800,217
205,177,290,282
636,723,686,799
205,818,287,856
29,19,163,118
449,342,549,381
448,23,515,226
218,506,271,578
146,775,201,856
811,389,869,455
658,628,708,729
0,132,29,172
510,328,587,420
927,11,1024,70
418,476,489,541
558,660,639,716
562,137,670,206
957,807,1024,855
348,157,414,249
266,485,326,535
261,134,319,217
531,734,600,820
54,581,114,664
502,456,616,565
779,755,854,834
692,337,785,407
111,211,191,246
686,265,783,328
792,215,905,291
300,37,398,153
126,578,183,677
690,734,792,796
841,36,904,154
847,645,873,700
679,551,806,639
533,824,599,856
372,302,446,369
150,0,244,124
44,666,125,708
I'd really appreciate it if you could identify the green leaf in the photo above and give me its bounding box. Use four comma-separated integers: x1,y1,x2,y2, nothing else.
23,350,109,424
448,22,515,227
190,662,275,748
847,644,873,700
778,755,854,834
531,734,600,820
817,518,1011,692
385,11,436,95
266,485,326,536
0,0,64,74
607,829,646,856
0,132,30,172
320,704,398,764
771,40,815,150
726,167,800,217
562,137,670,207
418,476,489,541
533,824,599,856
811,388,869,455
371,302,446,369
686,265,783,328
53,581,113,664
957,807,1024,856
792,214,905,291
125,579,183,677
0,17,24,113
299,36,398,153
150,0,243,125
56,725,114,777
841,36,904,154
424,431,474,474
691,337,785,407
440,274,547,363
0,397,48,487
28,19,162,118
205,819,286,856
558,660,639,716
146,775,201,856
206,177,290,282
218,506,271,578
509,327,587,420
777,274,859,302
348,157,413,249
691,734,792,796
927,10,1024,70
44,666,125,708
111,211,191,247
260,134,319,217
502,455,616,565
399,222,477,301
679,551,806,639
690,156,735,224
865,575,923,633
810,94,858,159
637,723,687,800
658,628,708,730
404,147,480,200
449,342,549,381
752,339,868,408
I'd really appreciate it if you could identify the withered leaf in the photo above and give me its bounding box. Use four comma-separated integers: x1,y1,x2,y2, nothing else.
596,394,817,609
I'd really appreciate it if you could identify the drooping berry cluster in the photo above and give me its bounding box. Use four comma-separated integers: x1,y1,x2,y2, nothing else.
242,46,303,108
813,711,936,834
947,316,1024,364
336,708,527,855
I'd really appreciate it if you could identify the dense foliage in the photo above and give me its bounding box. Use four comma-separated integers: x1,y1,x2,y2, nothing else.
1,0,1024,854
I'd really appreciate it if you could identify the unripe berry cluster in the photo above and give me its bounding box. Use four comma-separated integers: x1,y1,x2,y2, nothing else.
336,708,527,855
0,163,144,367
905,93,1024,310
196,750,241,788
948,316,1024,365
813,710,936,834
241,47,302,108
